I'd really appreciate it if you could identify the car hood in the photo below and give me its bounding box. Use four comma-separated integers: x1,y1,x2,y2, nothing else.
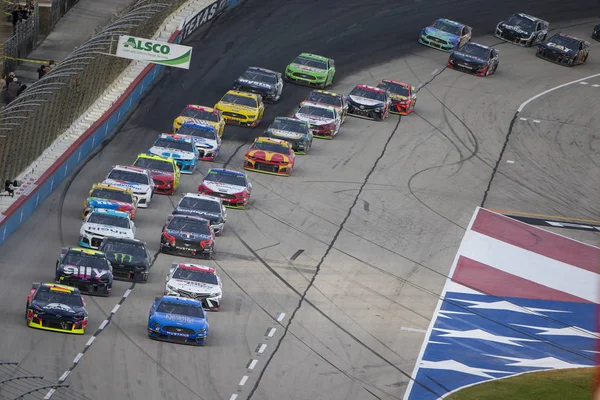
294,113,334,126
58,263,112,280
151,312,207,327
246,149,292,163
148,170,175,180
82,222,133,238
388,93,408,100
173,208,221,222
85,198,135,211
184,136,219,149
202,181,246,195
148,146,196,161
167,229,211,241
236,78,275,90
217,102,256,112
348,95,384,106
102,179,150,193
288,63,327,74
105,252,147,267
452,52,487,65
542,42,574,54
267,128,306,140
167,278,219,294
498,22,532,36
31,300,84,316
423,26,460,41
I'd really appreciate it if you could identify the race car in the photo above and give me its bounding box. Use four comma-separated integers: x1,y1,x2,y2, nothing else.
79,209,136,250
26,283,88,334
214,90,265,127
418,18,472,52
536,33,590,66
173,193,227,236
243,137,295,176
494,13,549,47
148,295,209,345
82,183,137,220
102,165,154,208
55,247,113,296
347,85,392,121
198,168,252,209
264,117,313,154
147,134,199,174
176,120,221,161
98,237,152,282
165,263,223,311
448,42,500,77
376,80,417,115
160,214,215,259
173,105,225,137
132,153,180,195
304,90,348,123
232,66,284,103
285,53,336,88
593,24,600,41
293,102,341,139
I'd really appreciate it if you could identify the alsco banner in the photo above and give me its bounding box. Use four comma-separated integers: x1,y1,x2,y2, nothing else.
115,36,193,69
180,0,229,41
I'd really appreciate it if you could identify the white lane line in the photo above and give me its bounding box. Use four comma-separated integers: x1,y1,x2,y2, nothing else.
229,395,238,400
239,375,249,386
506,160,515,164
99,319,109,330
248,359,258,370
533,120,540,123
518,72,600,112
431,68,439,76
593,84,600,87
266,327,276,338
44,389,56,399
257,343,267,355
276,312,286,322
86,336,96,346
519,117,527,121
123,289,132,298
401,327,427,333
579,81,589,85
73,353,84,364
111,304,120,314
58,370,70,382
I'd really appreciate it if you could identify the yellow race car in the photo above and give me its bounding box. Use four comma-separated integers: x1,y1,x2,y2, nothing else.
83,183,137,220
173,105,225,137
214,90,265,127
132,153,180,195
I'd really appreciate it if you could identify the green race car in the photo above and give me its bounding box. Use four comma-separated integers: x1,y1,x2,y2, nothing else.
284,53,336,88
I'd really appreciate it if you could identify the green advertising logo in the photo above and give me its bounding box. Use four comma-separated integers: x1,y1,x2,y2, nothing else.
117,35,193,69
123,37,171,55
113,253,134,263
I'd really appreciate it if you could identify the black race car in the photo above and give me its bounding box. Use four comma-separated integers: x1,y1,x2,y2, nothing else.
98,237,151,282
346,85,391,121
448,42,499,77
494,13,548,47
172,193,227,236
536,33,590,66
160,214,215,259
55,247,113,296
26,283,88,334
592,24,600,41
232,67,283,103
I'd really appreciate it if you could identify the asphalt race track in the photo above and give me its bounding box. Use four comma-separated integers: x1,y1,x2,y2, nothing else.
1,1,600,399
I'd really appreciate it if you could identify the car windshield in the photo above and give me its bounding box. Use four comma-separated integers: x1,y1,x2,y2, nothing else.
181,108,219,122
89,188,133,203
507,15,536,31
432,20,462,35
35,288,83,307
241,70,277,84
87,213,130,228
306,92,340,107
252,141,290,154
178,125,217,140
293,55,327,70
298,105,335,119
101,241,147,262
271,119,309,133
548,35,579,51
179,197,221,213
377,82,409,96
168,218,211,235
458,43,489,59
204,170,246,187
107,169,148,185
157,301,204,318
133,157,173,173
349,87,385,101
173,268,218,285
63,252,108,269
154,138,194,152
221,94,257,108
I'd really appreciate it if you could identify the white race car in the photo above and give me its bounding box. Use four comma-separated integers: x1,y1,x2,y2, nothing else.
102,165,154,208
173,193,228,235
164,263,223,311
293,101,341,139
79,209,136,249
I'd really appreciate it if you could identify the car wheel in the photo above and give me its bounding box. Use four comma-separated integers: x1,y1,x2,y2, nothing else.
373,112,382,121
25,305,28,320
583,54,588,63
568,58,574,67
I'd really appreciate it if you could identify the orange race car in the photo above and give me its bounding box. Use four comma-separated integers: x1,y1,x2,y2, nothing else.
243,137,295,176
376,80,417,115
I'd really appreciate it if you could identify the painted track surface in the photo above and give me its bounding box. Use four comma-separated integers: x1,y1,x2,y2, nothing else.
0,1,600,399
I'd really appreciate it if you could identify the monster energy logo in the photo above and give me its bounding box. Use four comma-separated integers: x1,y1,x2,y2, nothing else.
113,253,134,263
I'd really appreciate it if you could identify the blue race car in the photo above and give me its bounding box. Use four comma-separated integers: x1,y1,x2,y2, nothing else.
147,295,209,345
147,134,199,174
176,120,221,161
418,18,472,52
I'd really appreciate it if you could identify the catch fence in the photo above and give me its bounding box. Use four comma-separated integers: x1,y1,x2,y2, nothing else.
1,2,39,76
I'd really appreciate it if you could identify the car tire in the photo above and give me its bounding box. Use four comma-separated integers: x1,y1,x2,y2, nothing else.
568,58,574,67
25,305,28,320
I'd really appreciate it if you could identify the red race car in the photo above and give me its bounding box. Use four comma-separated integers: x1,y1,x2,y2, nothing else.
376,80,417,115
